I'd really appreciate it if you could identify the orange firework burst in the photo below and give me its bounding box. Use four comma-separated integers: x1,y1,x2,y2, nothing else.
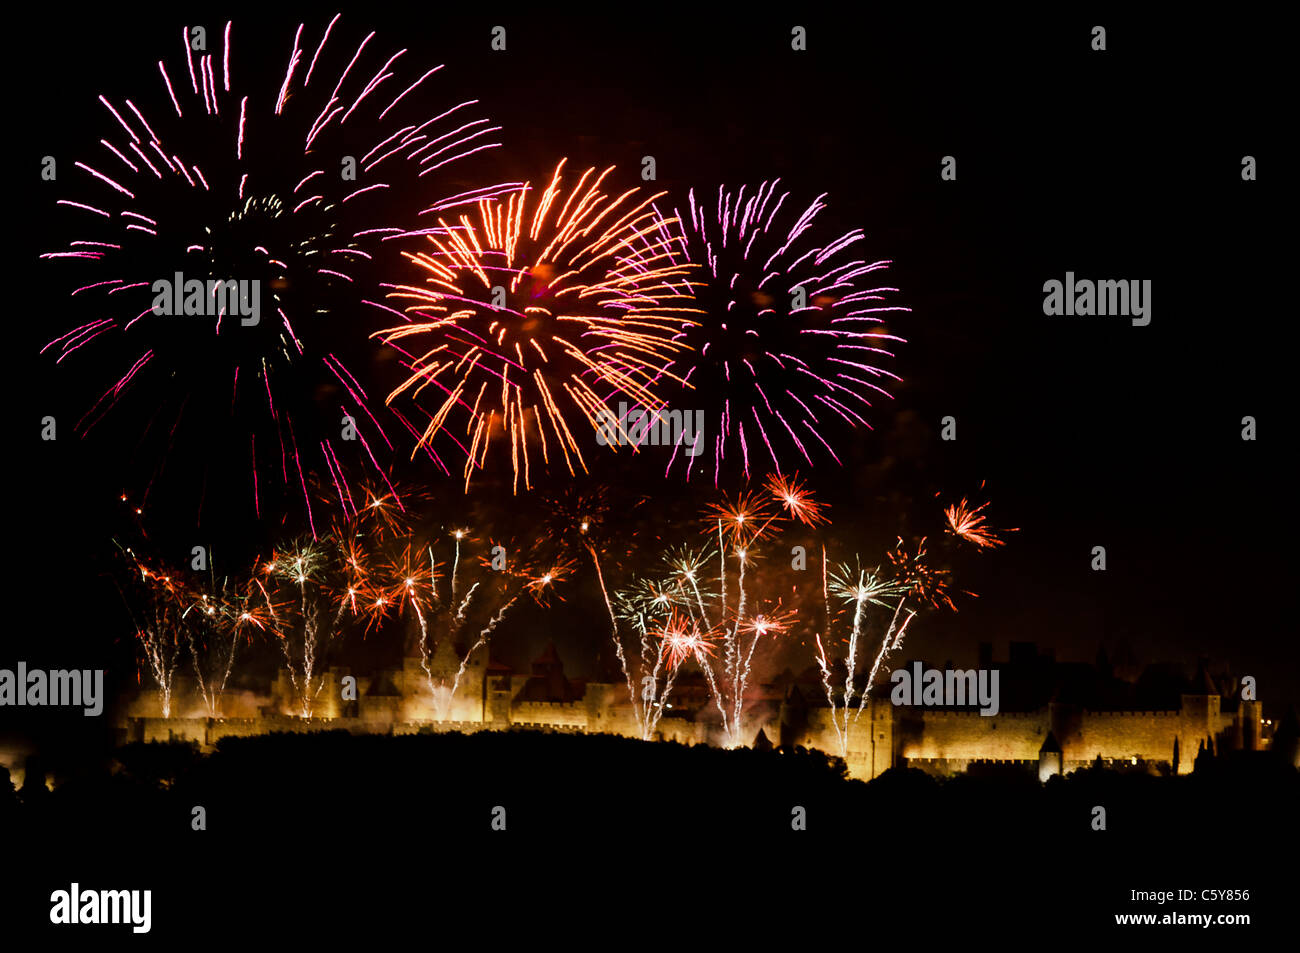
888,537,959,612
704,490,779,546
525,559,576,605
656,612,718,670
738,607,794,640
379,544,435,613
234,578,287,638
135,560,185,602
377,159,699,491
943,497,1011,549
764,473,828,526
356,490,415,537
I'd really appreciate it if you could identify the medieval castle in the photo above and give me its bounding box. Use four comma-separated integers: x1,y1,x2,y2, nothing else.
120,638,1275,781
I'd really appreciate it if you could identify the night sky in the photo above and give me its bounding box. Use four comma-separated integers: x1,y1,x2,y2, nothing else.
15,4,1294,763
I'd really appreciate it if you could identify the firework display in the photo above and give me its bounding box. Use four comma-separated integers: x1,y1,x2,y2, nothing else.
19,11,1296,941
42,18,915,518
40,15,951,765
42,16,515,530
567,474,827,745
181,570,281,717
109,475,1006,761
377,160,699,492
812,493,1007,758
114,548,189,719
112,483,571,721
41,13,953,753
364,517,570,721
658,182,909,483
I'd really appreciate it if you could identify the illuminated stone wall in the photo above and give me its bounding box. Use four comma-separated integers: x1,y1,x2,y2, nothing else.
115,663,1263,784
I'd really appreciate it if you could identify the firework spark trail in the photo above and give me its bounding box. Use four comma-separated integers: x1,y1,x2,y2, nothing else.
429,557,562,718
141,633,180,719
445,596,519,715
591,479,812,747
703,540,787,748
270,491,417,714
360,519,564,721
374,541,461,718
585,542,684,739
376,159,701,492
181,572,279,716
727,546,749,736
811,490,1007,756
450,529,463,603
588,540,646,733
662,181,909,483
454,583,480,620
413,593,438,706
610,574,717,739
815,492,1008,737
256,486,571,721
114,548,186,718
639,612,702,735
811,558,912,757
858,601,915,719
717,522,734,703
259,537,352,717
673,477,821,746
44,16,515,522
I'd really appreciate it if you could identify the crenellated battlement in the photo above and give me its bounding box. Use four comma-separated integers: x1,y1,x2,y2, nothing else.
113,643,1265,782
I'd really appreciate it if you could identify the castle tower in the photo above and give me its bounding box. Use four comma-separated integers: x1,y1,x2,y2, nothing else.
1193,737,1215,773
410,634,489,723
778,684,808,748
1178,659,1221,775
527,640,570,699
484,657,512,724
865,692,894,780
1240,699,1261,751
1095,643,1112,679
486,675,513,725
1038,731,1063,782
1273,706,1300,769
1048,693,1082,766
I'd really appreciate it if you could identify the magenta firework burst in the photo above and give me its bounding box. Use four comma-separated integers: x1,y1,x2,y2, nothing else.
661,181,909,482
40,16,515,531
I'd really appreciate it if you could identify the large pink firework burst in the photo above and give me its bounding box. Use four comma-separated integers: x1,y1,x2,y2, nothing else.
40,15,516,532
660,181,909,483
